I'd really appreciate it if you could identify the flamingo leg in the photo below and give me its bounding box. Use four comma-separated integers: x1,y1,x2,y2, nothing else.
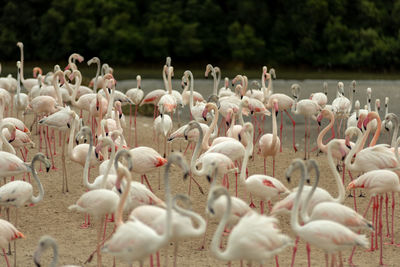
263,158,266,175
128,104,132,147
61,132,68,193
379,195,385,266
304,116,307,160
347,169,357,212
290,236,299,267
173,242,179,267
348,196,374,265
375,196,379,250
45,126,57,170
284,109,297,152
2,248,10,267
385,193,390,238
260,200,264,215
306,242,311,267
156,251,160,267
143,174,154,192
96,217,104,267
279,111,283,152
13,209,18,267
325,253,329,267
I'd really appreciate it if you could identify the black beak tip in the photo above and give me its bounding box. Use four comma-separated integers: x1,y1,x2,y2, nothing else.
318,121,321,126
226,121,230,127
341,155,345,161
75,139,79,145
286,176,291,183
203,116,207,122
238,134,241,142
119,113,122,119
306,179,310,184
275,111,278,117
117,188,122,194
67,123,70,128
95,151,99,159
46,166,50,172
209,207,215,214
183,172,189,180
184,135,188,141
346,144,351,150
96,106,99,111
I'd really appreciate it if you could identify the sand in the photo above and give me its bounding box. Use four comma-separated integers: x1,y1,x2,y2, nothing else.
5,113,399,267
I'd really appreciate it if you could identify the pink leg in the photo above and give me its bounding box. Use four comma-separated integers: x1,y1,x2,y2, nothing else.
150,254,154,267
45,127,57,170
375,196,379,250
284,109,297,152
156,251,160,267
260,200,264,215
52,129,56,155
39,125,43,172
143,174,153,192
263,158,266,175
272,157,276,177
306,243,311,267
275,255,279,267
290,236,300,267
279,112,283,152
188,174,192,196
304,117,308,160
198,217,208,250
347,169,357,212
349,197,374,265
379,195,385,266
2,248,10,267
385,193,390,238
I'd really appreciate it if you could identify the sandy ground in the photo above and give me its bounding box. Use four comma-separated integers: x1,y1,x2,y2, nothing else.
5,112,400,267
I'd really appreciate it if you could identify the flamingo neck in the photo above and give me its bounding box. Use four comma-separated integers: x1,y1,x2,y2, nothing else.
239,132,253,185
67,117,77,159
317,113,334,152
19,46,25,83
163,66,168,91
211,190,232,261
238,102,245,126
115,168,131,227
102,138,115,188
391,116,399,147
188,71,195,115
83,131,95,190
49,239,59,267
328,142,345,203
344,129,363,170
369,115,381,147
272,108,278,146
94,60,100,93
52,72,63,106
290,161,306,234
0,124,16,154
190,122,204,177
31,154,45,204
202,105,219,151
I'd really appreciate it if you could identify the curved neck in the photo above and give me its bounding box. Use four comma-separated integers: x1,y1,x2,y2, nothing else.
50,240,59,267
52,72,64,106
31,155,45,204
211,68,217,95
345,130,363,169
369,114,381,147
211,190,232,260
238,101,245,125
202,105,219,151
0,124,16,154
215,67,221,90
106,82,115,118
391,115,399,147
83,131,95,190
167,68,173,94
266,76,273,96
301,163,320,222
115,167,132,227
228,112,236,134
317,113,334,152
395,136,400,163
290,161,306,233
102,138,115,188
16,65,22,107
190,123,204,176
325,141,345,203
70,72,81,106
239,131,253,184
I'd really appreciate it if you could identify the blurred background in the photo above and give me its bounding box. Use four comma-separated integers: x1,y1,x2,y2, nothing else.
1,0,400,79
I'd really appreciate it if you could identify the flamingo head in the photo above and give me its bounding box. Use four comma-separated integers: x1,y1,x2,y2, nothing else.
357,113,367,131
273,99,279,117
376,99,381,112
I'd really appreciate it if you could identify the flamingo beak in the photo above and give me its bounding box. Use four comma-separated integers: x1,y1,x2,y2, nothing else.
119,112,122,119
46,166,50,172
183,172,189,180
206,175,212,183
286,175,291,183
67,123,70,129
238,134,241,142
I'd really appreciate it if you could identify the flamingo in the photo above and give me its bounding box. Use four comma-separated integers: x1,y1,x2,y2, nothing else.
310,81,328,108
207,186,293,265
347,169,400,266
382,97,393,142
153,113,172,158
39,106,78,192
265,86,297,152
291,84,321,159
331,81,354,137
87,57,102,92
102,153,187,266
288,158,368,267
0,122,17,155
240,124,289,214
157,66,176,115
347,100,361,130
16,42,37,90
33,235,80,267
183,70,210,123
184,120,236,194
69,128,120,267
0,219,24,267
218,77,232,98
126,75,144,147
181,73,204,107
259,98,280,176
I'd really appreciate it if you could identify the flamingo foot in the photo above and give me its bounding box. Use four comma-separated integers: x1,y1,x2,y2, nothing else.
29,203,35,207
51,166,58,170
249,202,256,208
80,223,90,229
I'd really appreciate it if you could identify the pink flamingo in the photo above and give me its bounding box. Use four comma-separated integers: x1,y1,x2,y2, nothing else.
291,84,321,159
347,169,400,266
208,186,293,266
0,219,24,267
289,159,368,267
39,106,77,192
259,98,280,176
102,153,186,266
240,129,289,214
265,86,297,152
158,66,176,114
14,61,29,120
154,113,172,158
33,235,80,267
0,153,49,267
126,75,144,147
310,81,328,108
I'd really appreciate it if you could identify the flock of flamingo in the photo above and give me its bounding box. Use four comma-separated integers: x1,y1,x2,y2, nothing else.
0,41,398,267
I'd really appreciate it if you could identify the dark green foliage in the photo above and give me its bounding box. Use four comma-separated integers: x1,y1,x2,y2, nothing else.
0,0,400,69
